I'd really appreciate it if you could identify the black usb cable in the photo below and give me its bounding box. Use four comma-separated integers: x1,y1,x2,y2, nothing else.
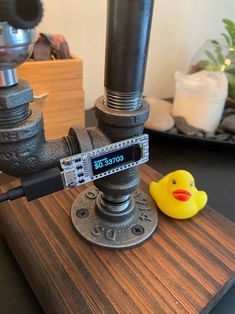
0,168,64,203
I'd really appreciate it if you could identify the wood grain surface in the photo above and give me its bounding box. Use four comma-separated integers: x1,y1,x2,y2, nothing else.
18,57,83,94
31,90,84,139
18,57,85,139
0,164,234,314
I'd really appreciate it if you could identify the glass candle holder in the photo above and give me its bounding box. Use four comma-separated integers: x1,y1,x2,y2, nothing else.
172,70,228,133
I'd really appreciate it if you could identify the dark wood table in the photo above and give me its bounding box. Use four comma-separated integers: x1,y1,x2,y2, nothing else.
0,109,234,313
147,133,235,314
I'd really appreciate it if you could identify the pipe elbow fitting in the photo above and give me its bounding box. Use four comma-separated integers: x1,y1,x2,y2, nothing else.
0,110,77,177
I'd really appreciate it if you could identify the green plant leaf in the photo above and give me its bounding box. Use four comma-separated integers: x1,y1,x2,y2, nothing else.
208,64,221,71
225,72,235,85
223,18,235,28
214,45,225,64
211,40,219,45
223,19,235,45
225,26,234,39
226,64,235,73
197,60,210,69
221,33,231,46
228,84,235,99
205,50,218,63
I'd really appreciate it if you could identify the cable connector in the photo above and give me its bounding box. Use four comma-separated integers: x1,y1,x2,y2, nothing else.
0,168,64,203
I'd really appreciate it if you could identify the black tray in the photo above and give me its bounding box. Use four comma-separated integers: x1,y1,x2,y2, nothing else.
145,127,235,149
145,99,235,149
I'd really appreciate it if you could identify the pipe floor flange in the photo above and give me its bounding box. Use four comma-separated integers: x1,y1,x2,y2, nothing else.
71,187,158,249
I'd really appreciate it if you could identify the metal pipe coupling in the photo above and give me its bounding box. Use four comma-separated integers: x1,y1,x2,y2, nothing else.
69,96,158,249
0,80,78,177
0,109,77,177
94,96,149,196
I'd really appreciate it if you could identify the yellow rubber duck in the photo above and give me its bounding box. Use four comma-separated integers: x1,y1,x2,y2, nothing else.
150,170,208,219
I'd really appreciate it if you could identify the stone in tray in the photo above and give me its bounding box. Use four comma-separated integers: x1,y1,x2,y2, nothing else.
168,105,235,143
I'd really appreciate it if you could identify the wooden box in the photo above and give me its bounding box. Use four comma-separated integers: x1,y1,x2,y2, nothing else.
18,57,85,139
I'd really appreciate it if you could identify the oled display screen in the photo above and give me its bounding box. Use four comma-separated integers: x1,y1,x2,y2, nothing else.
91,144,142,176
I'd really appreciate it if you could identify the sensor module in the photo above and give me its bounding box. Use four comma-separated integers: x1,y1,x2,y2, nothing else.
60,134,149,188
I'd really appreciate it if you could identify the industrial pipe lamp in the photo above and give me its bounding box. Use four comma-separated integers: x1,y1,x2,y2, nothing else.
0,0,158,249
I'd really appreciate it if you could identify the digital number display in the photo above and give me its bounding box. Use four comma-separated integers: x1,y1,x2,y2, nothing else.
91,144,142,176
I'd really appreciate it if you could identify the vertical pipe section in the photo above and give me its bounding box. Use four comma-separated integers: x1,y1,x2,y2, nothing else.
104,0,154,111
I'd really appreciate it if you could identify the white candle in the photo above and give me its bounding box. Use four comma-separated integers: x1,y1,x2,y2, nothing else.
172,71,228,133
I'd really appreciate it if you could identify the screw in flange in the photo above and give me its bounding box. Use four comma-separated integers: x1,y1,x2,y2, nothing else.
76,208,89,218
131,224,144,236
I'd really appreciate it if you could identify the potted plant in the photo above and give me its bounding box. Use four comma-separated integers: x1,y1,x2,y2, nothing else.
194,18,235,103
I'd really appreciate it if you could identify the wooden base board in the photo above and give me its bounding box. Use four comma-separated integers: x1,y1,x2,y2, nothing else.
0,164,234,313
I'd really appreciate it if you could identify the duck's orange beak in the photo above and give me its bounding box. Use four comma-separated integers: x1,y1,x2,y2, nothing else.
172,189,192,202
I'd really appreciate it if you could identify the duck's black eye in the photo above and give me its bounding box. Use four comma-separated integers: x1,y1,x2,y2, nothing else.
172,179,176,184
190,181,194,187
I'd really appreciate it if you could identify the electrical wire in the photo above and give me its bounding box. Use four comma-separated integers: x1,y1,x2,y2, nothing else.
0,167,64,203
0,192,9,202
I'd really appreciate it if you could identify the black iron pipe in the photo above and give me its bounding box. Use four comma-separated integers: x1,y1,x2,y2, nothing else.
104,0,154,110
0,0,43,29
94,0,154,197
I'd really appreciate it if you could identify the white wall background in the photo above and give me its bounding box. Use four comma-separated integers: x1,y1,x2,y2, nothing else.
39,0,235,109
